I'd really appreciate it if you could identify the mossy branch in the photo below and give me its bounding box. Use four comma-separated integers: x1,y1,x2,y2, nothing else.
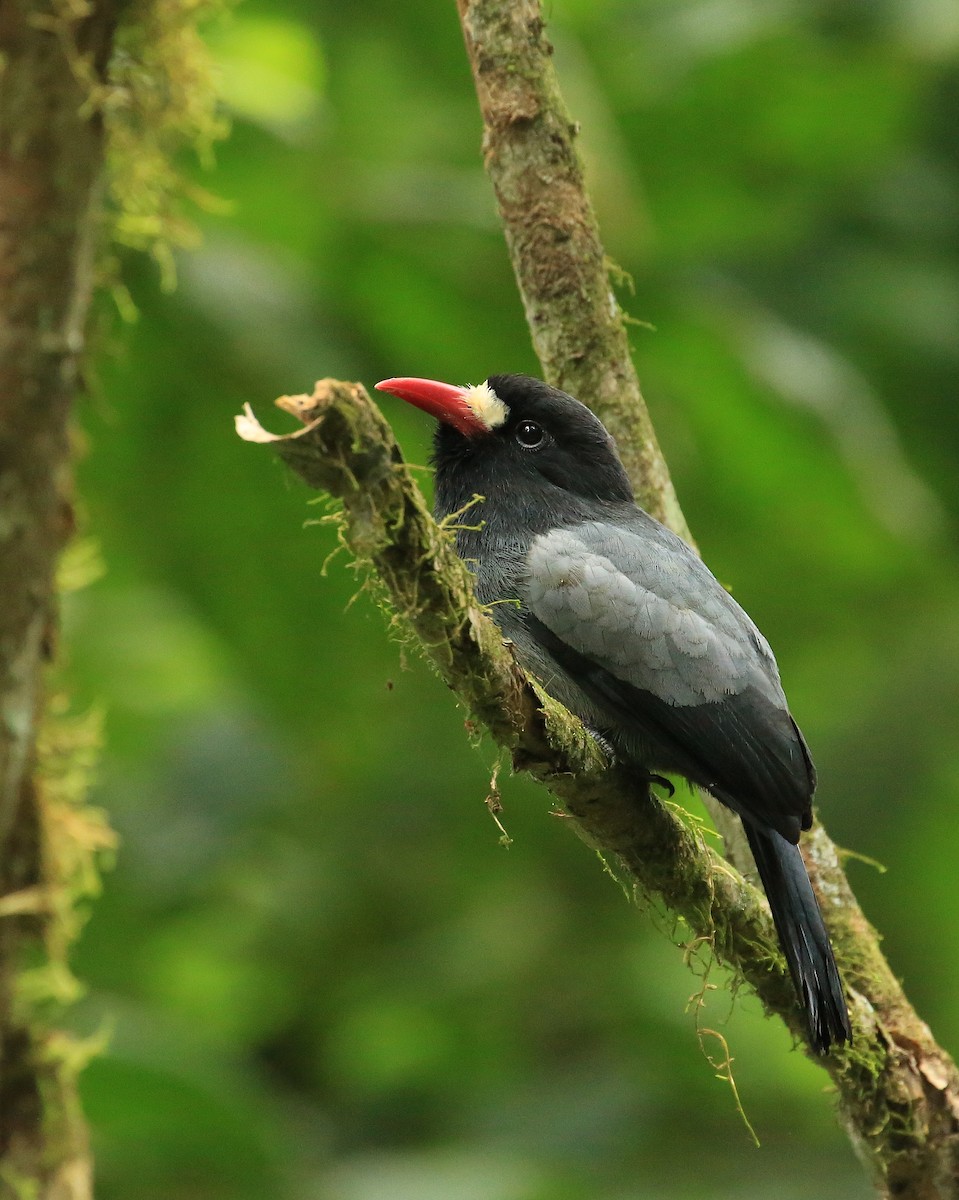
238,380,797,1018
239,381,957,1199
239,0,959,1188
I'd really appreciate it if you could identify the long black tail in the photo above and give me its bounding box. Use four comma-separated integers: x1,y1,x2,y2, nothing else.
744,823,851,1054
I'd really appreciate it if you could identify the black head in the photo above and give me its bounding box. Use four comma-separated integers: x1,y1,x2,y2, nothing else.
375,374,634,519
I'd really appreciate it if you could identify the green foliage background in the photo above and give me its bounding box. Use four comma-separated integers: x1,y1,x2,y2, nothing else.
68,2,959,1196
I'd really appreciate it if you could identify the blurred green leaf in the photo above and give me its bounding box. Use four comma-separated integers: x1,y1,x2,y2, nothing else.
211,15,325,138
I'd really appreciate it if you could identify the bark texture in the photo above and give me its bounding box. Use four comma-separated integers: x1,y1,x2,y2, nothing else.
0,2,119,1194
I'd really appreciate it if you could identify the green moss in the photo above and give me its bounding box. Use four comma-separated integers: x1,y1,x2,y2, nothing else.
1,531,117,1180
104,0,232,287
34,702,115,958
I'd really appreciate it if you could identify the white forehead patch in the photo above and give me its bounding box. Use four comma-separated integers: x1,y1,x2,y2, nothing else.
463,381,509,430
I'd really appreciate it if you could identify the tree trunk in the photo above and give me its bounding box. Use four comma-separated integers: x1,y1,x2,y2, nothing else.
0,2,119,1193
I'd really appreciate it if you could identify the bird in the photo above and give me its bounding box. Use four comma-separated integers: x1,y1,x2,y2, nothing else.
375,372,852,1054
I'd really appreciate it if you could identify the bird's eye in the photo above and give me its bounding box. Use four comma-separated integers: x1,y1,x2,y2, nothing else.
515,420,547,450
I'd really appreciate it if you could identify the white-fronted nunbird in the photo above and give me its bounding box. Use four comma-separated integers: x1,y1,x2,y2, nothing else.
376,372,851,1054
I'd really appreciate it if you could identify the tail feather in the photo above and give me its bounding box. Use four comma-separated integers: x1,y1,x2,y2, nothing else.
744,823,851,1054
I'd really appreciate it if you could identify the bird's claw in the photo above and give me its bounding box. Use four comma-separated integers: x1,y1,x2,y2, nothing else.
647,772,675,798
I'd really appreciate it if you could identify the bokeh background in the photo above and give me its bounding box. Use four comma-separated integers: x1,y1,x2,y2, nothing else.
67,1,959,1197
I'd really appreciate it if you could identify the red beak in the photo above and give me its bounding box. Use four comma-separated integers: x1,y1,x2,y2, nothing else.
375,377,488,437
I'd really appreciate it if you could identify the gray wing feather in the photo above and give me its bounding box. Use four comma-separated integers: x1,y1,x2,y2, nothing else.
526,521,782,710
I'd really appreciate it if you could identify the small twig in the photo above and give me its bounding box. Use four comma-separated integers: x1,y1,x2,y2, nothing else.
484,759,512,847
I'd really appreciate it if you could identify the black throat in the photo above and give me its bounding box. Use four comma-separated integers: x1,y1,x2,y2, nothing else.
431,423,634,574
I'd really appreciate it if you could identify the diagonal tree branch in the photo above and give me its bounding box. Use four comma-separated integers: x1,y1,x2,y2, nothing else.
237,383,806,1036
238,378,959,1199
